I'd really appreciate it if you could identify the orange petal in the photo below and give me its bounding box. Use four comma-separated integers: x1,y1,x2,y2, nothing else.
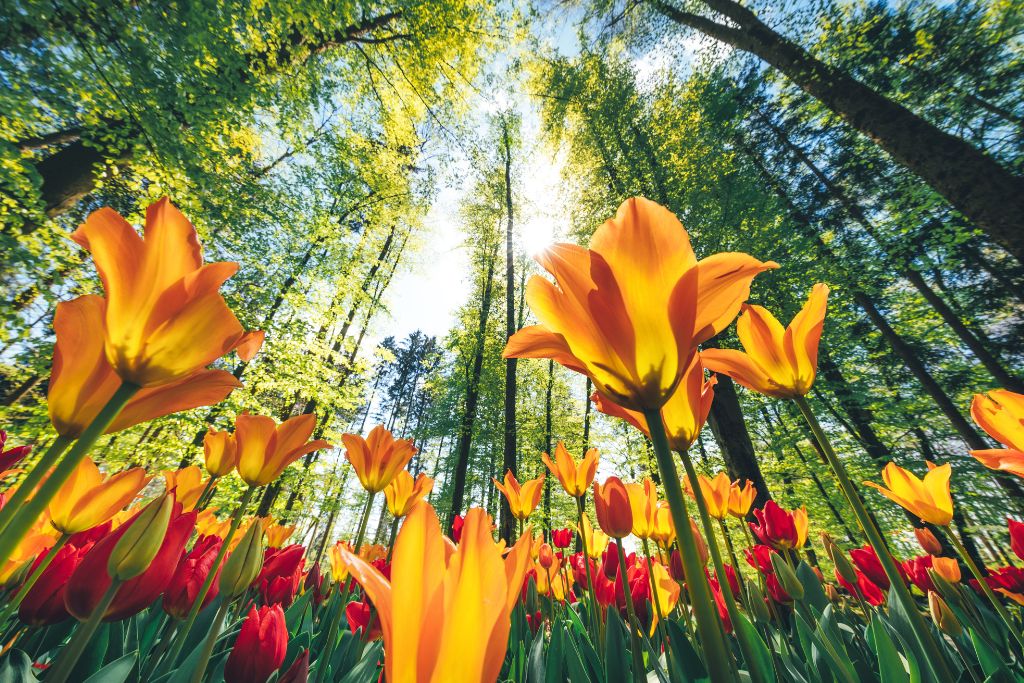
107,370,242,433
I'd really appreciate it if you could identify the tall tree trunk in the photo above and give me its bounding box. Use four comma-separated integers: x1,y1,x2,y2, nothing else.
653,0,1024,263
500,117,519,543
543,360,554,532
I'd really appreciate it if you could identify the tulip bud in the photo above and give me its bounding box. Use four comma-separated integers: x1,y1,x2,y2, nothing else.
538,543,554,569
593,478,633,539
744,579,771,623
770,553,805,601
914,527,943,556
690,519,709,566
824,583,841,603
928,591,962,637
821,533,858,586
930,556,961,584
108,493,173,581
220,521,266,599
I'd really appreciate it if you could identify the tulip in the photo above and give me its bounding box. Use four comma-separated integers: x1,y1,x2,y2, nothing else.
0,531,53,586
902,555,939,594
914,527,944,556
931,556,961,584
450,514,464,543
551,528,573,549
849,544,900,590
48,458,149,535
684,472,731,520
236,413,331,487
864,461,953,526
577,514,609,559
343,425,416,493
327,541,353,583
384,470,434,517
727,480,757,519
593,477,633,538
163,535,223,619
0,431,31,473
1009,518,1024,561
821,534,858,586
538,543,554,569
649,561,680,634
750,500,808,550
503,196,776,412
163,466,210,512
769,553,804,600
983,566,1024,606
256,545,305,607
970,389,1024,478
261,519,296,549
69,199,262,387
340,504,532,683
835,570,885,606
204,428,238,477
220,522,266,599
625,478,658,539
224,604,288,683
701,284,829,399
591,354,716,452
280,650,310,683
107,493,174,581
650,502,675,547
492,470,545,520
541,442,598,498
18,540,94,626
928,592,962,637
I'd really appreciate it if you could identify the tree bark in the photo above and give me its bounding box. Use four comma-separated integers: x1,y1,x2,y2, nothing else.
653,0,1024,263
500,117,518,544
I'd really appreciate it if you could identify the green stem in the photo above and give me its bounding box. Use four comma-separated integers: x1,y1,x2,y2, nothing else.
160,485,256,673
353,491,376,554
643,409,735,683
0,435,73,536
679,447,765,683
188,599,230,683
642,538,670,648
386,516,400,563
576,497,601,648
794,395,956,682
194,476,219,512
0,383,139,562
0,534,69,627
617,541,647,682
47,579,122,683
314,589,348,683
946,530,1024,653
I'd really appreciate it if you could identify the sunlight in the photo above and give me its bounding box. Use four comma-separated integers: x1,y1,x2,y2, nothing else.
519,216,557,256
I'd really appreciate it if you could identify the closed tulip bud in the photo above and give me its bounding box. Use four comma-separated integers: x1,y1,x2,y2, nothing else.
928,591,962,637
930,556,961,584
745,579,771,623
770,553,805,601
108,493,173,581
821,534,858,586
593,478,633,539
538,543,554,569
220,522,266,599
824,583,841,603
551,528,573,549
914,527,944,556
690,519,709,566
224,604,288,683
279,650,309,683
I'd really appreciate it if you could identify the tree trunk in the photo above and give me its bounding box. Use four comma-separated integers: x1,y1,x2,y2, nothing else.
654,0,1024,263
543,360,554,532
500,117,518,544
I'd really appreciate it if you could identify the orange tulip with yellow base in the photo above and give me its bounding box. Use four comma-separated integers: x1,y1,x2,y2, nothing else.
162,466,210,512
864,462,954,526
340,504,532,683
203,428,238,478
235,413,331,487
684,472,732,520
541,442,598,498
701,283,829,399
970,389,1024,478
343,425,417,494
728,480,757,519
384,470,434,517
48,458,150,535
503,197,777,412
492,471,545,520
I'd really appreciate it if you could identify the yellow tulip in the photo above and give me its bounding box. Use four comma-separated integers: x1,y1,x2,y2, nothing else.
625,479,658,539
69,199,263,387
492,471,545,521
651,501,675,548
534,555,573,601
259,518,296,548
0,532,52,585
650,561,681,636
684,472,731,520
343,425,417,493
727,480,757,519
541,442,598,498
576,514,609,559
328,541,354,583
701,284,829,399
864,462,953,526
163,465,209,512
384,471,434,517
340,505,532,683
48,458,150,534
235,413,331,487
503,197,776,412
970,389,1024,478
203,427,238,478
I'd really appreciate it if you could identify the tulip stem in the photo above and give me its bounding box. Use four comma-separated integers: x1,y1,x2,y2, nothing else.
0,534,69,627
679,447,765,683
945,530,1024,653
386,517,400,563
0,435,73,537
353,492,376,554
0,383,138,564
161,485,256,674
793,395,956,682
643,409,735,683
615,541,647,682
188,598,231,683
641,538,670,648
194,476,219,512
575,497,601,649
48,579,121,683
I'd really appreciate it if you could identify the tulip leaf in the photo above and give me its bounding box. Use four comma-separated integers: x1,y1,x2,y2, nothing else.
604,607,630,683
0,649,37,683
544,622,565,683
867,616,910,683
82,652,137,683
735,613,776,683
665,620,707,681
796,562,829,614
526,626,546,683
71,621,111,681
561,626,592,683
284,590,313,632
969,628,1014,681
337,641,383,683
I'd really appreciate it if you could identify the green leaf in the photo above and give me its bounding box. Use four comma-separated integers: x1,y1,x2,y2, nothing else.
867,616,909,683
604,608,630,683
82,653,138,683
735,613,775,683
796,562,828,614
665,620,707,682
969,628,1013,681
526,626,546,683
562,625,594,683
0,650,38,683
337,641,383,683
545,622,565,683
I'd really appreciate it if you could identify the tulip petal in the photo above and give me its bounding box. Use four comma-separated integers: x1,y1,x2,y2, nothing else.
693,253,779,343
107,370,242,434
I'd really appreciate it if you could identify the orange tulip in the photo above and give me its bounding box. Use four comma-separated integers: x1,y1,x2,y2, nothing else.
48,296,245,438
385,471,434,517
650,561,681,635
48,458,150,534
541,442,598,498
69,198,263,387
651,502,675,548
163,466,209,512
535,554,573,601
203,428,238,478
492,471,545,521
503,197,777,412
235,413,330,487
970,390,1024,478
592,354,716,452
343,425,417,494
625,478,658,539
684,472,731,520
577,514,610,559
0,532,52,585
727,480,757,519
864,462,953,526
931,557,961,584
701,284,830,399
260,518,296,548
593,477,633,539
328,541,354,582
340,505,532,683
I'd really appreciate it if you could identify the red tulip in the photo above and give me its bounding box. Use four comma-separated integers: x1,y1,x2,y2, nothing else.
707,564,740,597
593,477,633,539
256,545,304,607
835,569,885,606
19,541,95,626
901,555,937,594
670,549,685,582
163,535,223,619
0,431,31,472
65,505,196,621
765,574,792,604
749,501,807,550
849,545,893,590
551,528,573,549
569,552,593,587
525,610,543,635
224,604,288,683
1009,518,1024,562
346,599,382,641
744,545,776,575
279,650,309,683
303,562,326,606
977,566,1024,605
708,578,732,633
451,514,464,543
601,542,620,580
